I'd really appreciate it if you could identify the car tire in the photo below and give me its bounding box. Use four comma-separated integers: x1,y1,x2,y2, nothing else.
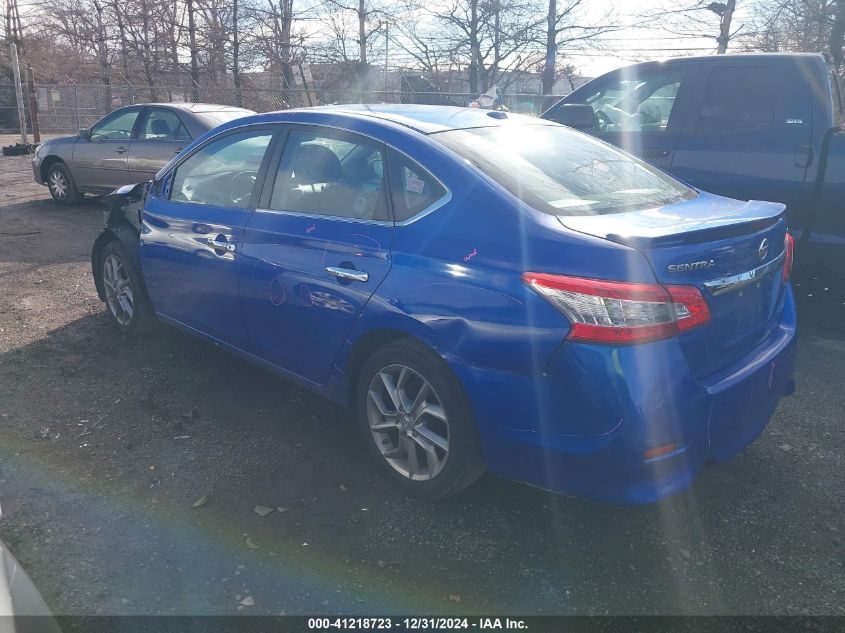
46,162,81,205
99,240,155,336
356,339,485,499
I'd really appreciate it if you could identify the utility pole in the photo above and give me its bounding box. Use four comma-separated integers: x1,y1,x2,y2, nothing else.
10,43,28,145
27,65,40,144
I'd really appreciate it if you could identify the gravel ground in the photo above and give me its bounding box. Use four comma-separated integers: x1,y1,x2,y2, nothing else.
0,151,843,616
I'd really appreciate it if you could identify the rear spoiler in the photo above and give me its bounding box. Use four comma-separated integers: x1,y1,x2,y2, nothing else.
559,196,785,249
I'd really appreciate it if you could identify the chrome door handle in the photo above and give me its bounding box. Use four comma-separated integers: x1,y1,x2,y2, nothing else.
116,146,128,154
326,267,368,282
207,237,236,253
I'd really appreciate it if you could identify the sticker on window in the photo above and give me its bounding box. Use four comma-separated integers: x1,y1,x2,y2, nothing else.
406,176,425,194
354,196,368,215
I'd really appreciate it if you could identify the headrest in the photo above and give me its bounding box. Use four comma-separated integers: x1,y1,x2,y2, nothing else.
151,118,171,136
294,144,342,184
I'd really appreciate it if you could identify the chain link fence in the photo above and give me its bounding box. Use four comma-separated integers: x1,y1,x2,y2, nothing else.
0,82,566,137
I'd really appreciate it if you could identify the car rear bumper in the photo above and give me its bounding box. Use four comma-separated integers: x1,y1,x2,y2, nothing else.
451,285,798,505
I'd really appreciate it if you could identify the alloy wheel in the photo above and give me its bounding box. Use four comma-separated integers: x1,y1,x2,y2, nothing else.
102,253,134,325
366,364,450,480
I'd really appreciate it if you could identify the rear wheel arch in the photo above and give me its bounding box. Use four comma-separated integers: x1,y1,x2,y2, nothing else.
343,322,457,407
344,328,412,407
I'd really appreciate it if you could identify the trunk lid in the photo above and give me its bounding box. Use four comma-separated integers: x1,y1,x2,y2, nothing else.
560,193,789,377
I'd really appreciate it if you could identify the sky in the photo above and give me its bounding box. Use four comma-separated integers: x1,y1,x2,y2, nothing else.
567,1,755,78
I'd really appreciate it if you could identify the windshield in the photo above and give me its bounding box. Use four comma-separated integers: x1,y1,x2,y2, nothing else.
432,124,696,216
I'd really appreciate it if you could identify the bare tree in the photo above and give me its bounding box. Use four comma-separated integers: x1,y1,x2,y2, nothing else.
539,0,616,94
715,0,738,53
832,0,845,67
110,0,131,82
746,0,840,57
3,0,25,49
92,0,112,91
186,0,201,98
388,9,453,75
427,0,544,94
248,0,310,100
43,0,115,95
232,0,242,104
320,0,386,88
642,1,745,54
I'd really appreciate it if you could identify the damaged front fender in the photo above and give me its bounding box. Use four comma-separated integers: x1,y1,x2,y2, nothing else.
91,182,151,302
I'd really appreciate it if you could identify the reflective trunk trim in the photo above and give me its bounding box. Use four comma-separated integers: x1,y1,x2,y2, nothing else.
702,251,786,296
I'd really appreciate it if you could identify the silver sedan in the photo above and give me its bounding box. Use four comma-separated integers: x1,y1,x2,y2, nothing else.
32,103,255,204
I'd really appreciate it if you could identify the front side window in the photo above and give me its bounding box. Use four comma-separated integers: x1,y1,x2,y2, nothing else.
141,109,191,141
269,130,388,221
432,125,696,216
169,129,273,209
91,108,141,140
583,69,685,133
696,67,775,133
388,151,447,221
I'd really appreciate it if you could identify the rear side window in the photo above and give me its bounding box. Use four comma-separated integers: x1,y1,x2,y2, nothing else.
696,67,775,133
141,109,192,141
388,151,447,221
431,125,696,216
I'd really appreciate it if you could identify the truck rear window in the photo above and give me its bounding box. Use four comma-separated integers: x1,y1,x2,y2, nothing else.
431,125,696,216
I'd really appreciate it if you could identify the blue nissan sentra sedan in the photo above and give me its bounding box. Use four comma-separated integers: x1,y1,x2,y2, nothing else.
91,105,797,504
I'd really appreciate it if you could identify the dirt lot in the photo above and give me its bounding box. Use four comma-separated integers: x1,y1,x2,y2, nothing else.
0,150,843,616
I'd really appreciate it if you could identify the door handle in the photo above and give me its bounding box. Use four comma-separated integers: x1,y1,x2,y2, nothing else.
207,236,236,253
116,146,128,154
326,267,368,282
642,148,671,159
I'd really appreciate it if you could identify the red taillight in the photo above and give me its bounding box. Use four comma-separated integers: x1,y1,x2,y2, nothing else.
522,272,711,345
783,232,794,282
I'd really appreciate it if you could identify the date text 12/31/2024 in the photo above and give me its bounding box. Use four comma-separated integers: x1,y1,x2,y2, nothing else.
308,618,528,630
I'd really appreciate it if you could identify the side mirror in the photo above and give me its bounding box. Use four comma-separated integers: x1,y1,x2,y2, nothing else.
548,104,597,130
78,128,91,140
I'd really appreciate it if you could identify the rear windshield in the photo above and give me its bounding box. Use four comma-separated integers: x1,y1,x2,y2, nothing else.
431,125,696,216
195,109,254,128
